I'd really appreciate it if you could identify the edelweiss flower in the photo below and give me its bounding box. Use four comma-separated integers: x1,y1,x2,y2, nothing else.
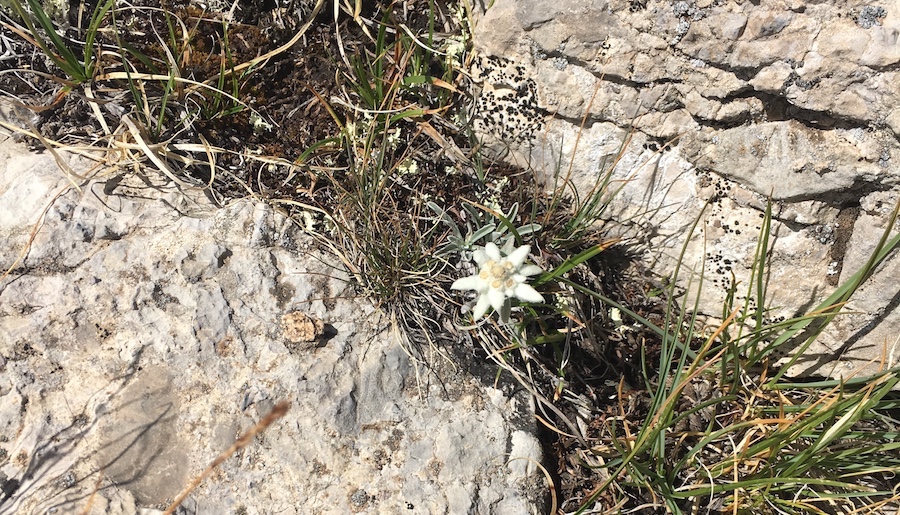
451,242,544,322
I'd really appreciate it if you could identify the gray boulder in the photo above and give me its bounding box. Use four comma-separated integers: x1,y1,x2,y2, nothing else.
471,0,900,378
0,135,546,514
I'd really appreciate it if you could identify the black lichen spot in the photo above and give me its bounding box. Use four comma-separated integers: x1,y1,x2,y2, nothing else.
856,6,887,28
784,71,820,91
472,56,545,145
350,489,371,508
0,478,20,503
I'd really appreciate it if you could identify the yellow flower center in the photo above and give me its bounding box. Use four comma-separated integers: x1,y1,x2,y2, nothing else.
481,259,517,290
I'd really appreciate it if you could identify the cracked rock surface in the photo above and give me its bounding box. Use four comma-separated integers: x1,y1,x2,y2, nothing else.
0,135,545,514
472,0,900,378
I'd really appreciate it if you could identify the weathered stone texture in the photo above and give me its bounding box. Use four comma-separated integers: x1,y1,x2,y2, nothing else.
0,137,545,514
472,0,900,377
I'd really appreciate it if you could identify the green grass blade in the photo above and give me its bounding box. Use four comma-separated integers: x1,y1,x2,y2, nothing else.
82,0,115,77
534,242,611,286
23,0,85,79
766,199,900,385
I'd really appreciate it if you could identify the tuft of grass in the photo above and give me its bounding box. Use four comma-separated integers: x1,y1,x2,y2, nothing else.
197,17,247,121
1,0,291,190
545,199,900,514
2,0,114,87
429,82,900,511
298,1,471,315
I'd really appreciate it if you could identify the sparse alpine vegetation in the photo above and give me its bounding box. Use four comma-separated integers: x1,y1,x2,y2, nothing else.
2,1,900,514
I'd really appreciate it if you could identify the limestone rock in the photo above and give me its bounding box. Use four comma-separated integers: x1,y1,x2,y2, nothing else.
471,0,900,378
0,136,546,514
280,311,326,349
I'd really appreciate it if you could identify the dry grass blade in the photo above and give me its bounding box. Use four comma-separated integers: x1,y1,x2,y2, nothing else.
508,456,558,514
417,119,469,164
0,117,113,164
162,401,290,515
203,0,326,84
120,114,202,188
22,116,92,190
0,117,116,281
196,133,217,189
77,470,103,515
83,84,112,136
0,184,69,281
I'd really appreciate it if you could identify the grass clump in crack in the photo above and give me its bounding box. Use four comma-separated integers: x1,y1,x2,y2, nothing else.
392,78,900,513
432,155,900,513
561,200,900,514
285,1,484,358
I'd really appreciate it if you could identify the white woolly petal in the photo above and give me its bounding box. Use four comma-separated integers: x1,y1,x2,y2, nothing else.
506,245,531,267
472,295,491,319
472,248,488,266
484,242,502,261
513,283,544,304
518,264,543,277
487,288,506,313
451,275,485,291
